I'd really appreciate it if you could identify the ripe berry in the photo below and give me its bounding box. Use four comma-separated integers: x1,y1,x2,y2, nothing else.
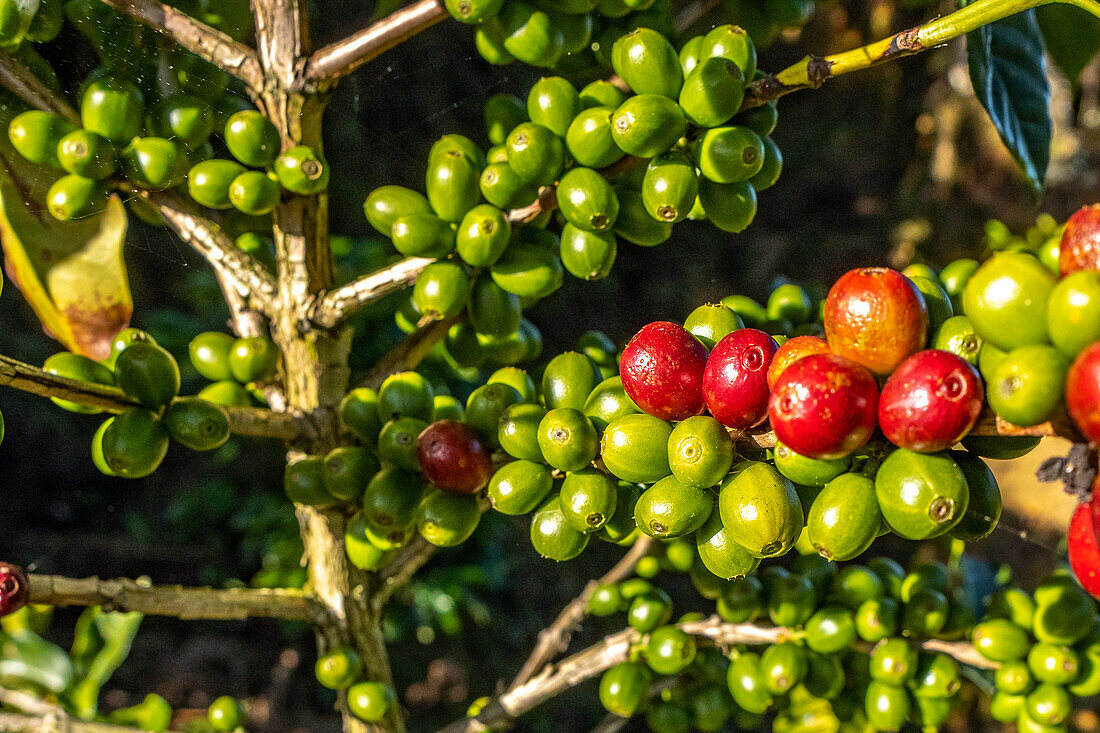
1066,341,1100,442
769,354,879,459
766,335,829,389
824,267,928,376
416,420,493,495
878,350,983,452
702,328,778,429
0,562,29,618
620,321,708,421
1068,499,1100,599
1059,204,1100,275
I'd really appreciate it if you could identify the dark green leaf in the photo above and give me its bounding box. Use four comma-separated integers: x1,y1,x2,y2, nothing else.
0,629,74,693
965,8,1052,193
1036,3,1100,86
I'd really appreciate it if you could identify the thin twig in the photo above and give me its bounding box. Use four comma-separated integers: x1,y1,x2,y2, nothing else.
589,714,629,733
0,353,307,442
26,573,328,623
302,0,446,89
507,536,654,692
0,710,184,733
372,535,438,611
310,257,433,329
144,190,277,318
437,615,995,733
359,316,457,390
0,690,57,717
0,51,77,122
99,0,263,90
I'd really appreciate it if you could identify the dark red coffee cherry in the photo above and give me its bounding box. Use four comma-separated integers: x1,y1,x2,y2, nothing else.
769,353,879,460
620,321,708,421
416,420,493,495
878,349,983,453
702,328,778,429
0,562,29,618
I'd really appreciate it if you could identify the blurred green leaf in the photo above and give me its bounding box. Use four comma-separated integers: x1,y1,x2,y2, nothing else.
0,628,74,693
965,7,1051,194
66,607,143,719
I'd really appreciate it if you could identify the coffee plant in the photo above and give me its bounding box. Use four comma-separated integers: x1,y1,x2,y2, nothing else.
0,0,1100,731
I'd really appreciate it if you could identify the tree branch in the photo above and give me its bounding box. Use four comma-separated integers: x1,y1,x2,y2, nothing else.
302,0,446,89
438,615,995,733
98,0,263,90
371,535,438,611
310,257,433,329
741,0,1100,109
0,352,307,441
25,573,328,623
143,190,277,319
360,315,457,390
0,51,77,123
0,711,183,733
507,536,654,692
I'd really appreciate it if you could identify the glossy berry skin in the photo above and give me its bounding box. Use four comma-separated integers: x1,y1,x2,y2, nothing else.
766,335,829,389
1066,342,1100,442
1068,499,1100,599
824,267,928,376
0,562,29,618
702,328,778,429
620,321,708,421
878,350,984,452
769,354,879,460
1059,204,1100,275
416,420,493,495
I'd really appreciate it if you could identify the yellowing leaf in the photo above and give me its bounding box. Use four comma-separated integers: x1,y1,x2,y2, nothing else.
0,169,131,360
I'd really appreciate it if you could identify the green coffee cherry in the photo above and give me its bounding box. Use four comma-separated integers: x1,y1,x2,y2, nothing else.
684,303,743,348
560,224,617,280
696,512,760,579
229,171,281,215
57,129,115,179
48,172,108,220
506,121,564,186
987,345,1068,426
490,243,563,298
667,415,734,488
566,106,625,169
229,337,278,383
583,375,638,432
537,407,598,472
469,274,521,336
479,162,539,209
527,76,580,138
807,473,880,561
700,24,757,79
390,212,456,258
456,203,510,266
445,0,504,22
484,93,528,145
121,137,183,191
580,80,627,109
731,101,778,137
412,261,470,319
363,464,424,531
530,493,589,560
488,459,553,514
541,350,601,410
274,145,330,194
556,167,618,231
610,94,686,158
364,185,433,235
749,136,783,191
322,446,379,502
611,28,683,98
466,382,521,448
163,398,230,452
188,159,246,209
697,179,757,233
679,57,745,128
8,110,75,168
642,150,699,223
98,408,169,479
560,469,618,531
614,186,672,246
718,461,803,558
44,352,116,414
635,475,713,539
696,126,765,183
499,402,547,461
224,110,280,167
417,490,481,547
601,413,673,483
499,2,566,68
114,342,181,409
426,149,482,223
81,78,144,142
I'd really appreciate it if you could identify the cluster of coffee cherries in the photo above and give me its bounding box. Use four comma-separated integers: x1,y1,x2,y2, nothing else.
445,0,675,70
36,329,236,478
368,25,783,367
108,691,249,731
311,646,398,724
186,330,280,407
2,0,306,225
971,572,1100,732
580,555,1100,733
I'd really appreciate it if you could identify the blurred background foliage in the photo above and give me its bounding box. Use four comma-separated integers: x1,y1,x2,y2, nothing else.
1,0,1099,730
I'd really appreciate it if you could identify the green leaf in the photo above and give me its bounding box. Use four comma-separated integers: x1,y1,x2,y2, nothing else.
0,628,75,693
65,607,143,719
965,7,1052,194
0,98,132,360
1036,3,1100,86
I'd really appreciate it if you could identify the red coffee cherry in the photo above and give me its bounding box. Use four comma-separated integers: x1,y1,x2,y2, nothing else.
766,335,829,389
702,328,778,429
824,267,928,376
0,562,29,618
1066,341,1100,443
1059,204,1100,276
878,349,984,453
768,353,879,459
1068,499,1100,599
416,420,493,495
620,321,709,421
